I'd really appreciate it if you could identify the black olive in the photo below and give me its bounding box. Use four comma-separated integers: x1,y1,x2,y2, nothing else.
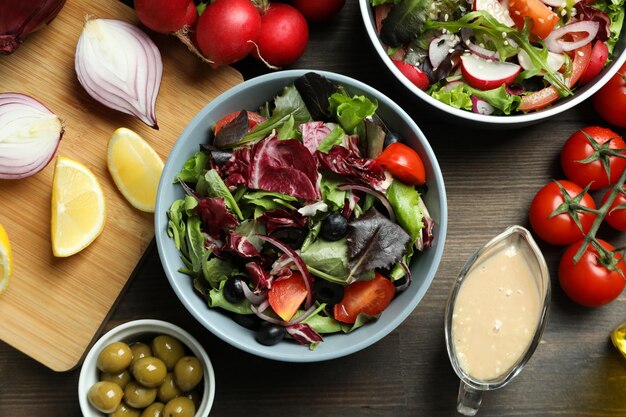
313,280,345,305
255,324,286,346
224,277,246,303
270,227,306,250
320,213,349,241
383,132,402,149
230,312,262,330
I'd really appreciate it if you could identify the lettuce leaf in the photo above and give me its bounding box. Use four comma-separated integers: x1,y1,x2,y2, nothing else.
328,89,378,136
593,0,625,54
427,83,521,115
386,180,424,245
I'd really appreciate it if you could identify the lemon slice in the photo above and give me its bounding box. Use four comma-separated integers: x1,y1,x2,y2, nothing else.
107,128,164,213
51,156,106,257
0,224,13,294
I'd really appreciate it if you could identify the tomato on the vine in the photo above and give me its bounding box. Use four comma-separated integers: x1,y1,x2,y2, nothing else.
529,180,597,245
601,187,626,231
592,62,626,128
560,126,626,190
376,142,426,185
559,239,626,307
333,273,395,324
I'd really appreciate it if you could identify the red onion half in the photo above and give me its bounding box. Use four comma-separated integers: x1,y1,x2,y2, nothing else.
75,19,162,129
0,93,63,179
544,20,599,53
0,0,66,54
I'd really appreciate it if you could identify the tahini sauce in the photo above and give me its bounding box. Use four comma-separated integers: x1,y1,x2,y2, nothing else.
451,244,541,381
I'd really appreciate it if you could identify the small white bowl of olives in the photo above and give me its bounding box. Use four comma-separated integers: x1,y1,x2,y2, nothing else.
78,319,215,417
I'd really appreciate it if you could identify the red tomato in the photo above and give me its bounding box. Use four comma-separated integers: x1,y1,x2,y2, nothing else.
291,0,346,23
518,42,592,111
559,239,626,307
214,111,266,134
560,126,626,190
376,142,426,185
592,62,626,128
333,273,395,324
601,187,626,231
392,60,430,91
578,41,609,86
529,180,597,245
268,273,308,321
508,0,558,39
253,3,309,67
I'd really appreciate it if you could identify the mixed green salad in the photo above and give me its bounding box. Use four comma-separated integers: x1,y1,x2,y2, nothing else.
167,73,434,348
371,0,625,115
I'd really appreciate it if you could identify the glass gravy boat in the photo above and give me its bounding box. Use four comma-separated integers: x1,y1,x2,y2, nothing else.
444,226,551,416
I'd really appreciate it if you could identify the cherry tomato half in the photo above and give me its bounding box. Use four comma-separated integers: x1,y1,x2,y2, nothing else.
376,142,426,185
214,111,266,134
333,273,395,324
592,62,626,128
508,0,558,39
529,180,597,245
561,126,626,190
559,239,626,307
602,187,626,231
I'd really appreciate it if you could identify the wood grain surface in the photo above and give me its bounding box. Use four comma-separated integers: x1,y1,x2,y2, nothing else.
1,0,626,416
0,0,242,371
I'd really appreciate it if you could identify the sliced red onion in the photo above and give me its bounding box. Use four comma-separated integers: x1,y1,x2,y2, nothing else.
257,235,314,308
429,34,460,70
241,283,267,305
471,96,496,115
544,21,599,53
541,0,580,6
0,93,63,179
250,303,285,326
286,305,319,325
394,261,412,293
75,18,162,129
338,184,396,223
0,0,66,54
461,28,499,61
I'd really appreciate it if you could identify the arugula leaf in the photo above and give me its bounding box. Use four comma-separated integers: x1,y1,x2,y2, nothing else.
186,215,208,275
276,115,298,140
175,151,209,184
340,312,378,333
317,125,345,153
301,304,342,334
241,190,299,214
386,180,424,245
300,238,350,282
346,208,411,282
167,199,189,256
202,257,239,288
329,90,378,136
204,169,243,219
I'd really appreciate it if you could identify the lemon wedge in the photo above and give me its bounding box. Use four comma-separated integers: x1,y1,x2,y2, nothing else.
0,224,13,294
51,156,106,257
107,128,164,213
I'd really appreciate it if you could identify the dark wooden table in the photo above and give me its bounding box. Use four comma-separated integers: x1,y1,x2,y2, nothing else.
2,1,626,416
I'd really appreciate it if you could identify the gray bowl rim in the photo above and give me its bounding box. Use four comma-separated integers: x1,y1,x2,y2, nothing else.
155,69,448,362
358,0,626,126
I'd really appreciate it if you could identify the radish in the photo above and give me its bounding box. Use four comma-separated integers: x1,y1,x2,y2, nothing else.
134,0,196,34
517,49,565,72
460,54,521,90
429,34,460,70
393,60,430,90
471,96,495,115
291,0,346,23
578,41,609,85
253,3,309,67
195,0,262,67
473,0,515,27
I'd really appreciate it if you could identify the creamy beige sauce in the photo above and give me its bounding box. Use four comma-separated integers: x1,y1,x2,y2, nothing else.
451,244,541,382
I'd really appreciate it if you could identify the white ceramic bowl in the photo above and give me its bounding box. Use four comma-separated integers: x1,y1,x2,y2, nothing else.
359,0,626,127
78,319,216,417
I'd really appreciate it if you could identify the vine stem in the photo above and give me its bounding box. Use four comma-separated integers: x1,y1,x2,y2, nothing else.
573,166,626,263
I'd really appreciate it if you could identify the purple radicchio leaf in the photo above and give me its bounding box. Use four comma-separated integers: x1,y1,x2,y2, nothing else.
286,322,323,345
294,72,339,122
258,209,307,233
196,197,238,239
246,262,273,291
316,145,387,192
301,121,334,154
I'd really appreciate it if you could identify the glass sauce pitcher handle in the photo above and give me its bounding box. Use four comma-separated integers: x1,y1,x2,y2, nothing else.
456,381,483,416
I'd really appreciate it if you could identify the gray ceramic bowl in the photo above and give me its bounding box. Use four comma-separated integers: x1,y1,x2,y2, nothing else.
359,0,626,127
155,70,447,362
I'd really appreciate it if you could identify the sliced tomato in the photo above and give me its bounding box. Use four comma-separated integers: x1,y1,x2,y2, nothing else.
214,111,266,134
268,273,308,321
376,142,426,185
333,273,395,324
508,0,559,39
518,41,593,112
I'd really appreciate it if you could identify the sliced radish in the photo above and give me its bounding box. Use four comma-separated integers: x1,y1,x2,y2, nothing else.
517,49,566,71
461,28,499,60
429,34,460,70
471,96,495,115
445,80,465,91
473,0,515,27
578,41,609,85
393,60,430,90
460,54,521,90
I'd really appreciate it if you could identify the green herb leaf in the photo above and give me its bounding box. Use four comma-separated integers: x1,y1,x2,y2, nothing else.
300,238,350,282
204,169,243,219
386,179,424,245
175,151,209,184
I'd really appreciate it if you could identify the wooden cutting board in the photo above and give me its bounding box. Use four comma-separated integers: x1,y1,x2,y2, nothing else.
0,0,243,371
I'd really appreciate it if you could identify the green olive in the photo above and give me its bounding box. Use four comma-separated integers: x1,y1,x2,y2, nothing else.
173,356,203,392
152,335,185,371
109,402,141,417
132,357,167,388
182,390,201,409
130,342,152,367
124,381,157,409
162,397,195,417
97,342,133,373
100,370,132,389
87,381,123,413
140,402,165,417
157,373,182,403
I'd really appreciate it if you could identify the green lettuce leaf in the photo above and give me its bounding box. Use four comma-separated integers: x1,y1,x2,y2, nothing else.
593,0,625,54
202,257,239,288
208,280,253,314
427,83,521,115
320,174,348,211
328,90,378,136
317,125,345,153
386,180,424,244
300,238,350,282
204,169,243,219
175,151,209,184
